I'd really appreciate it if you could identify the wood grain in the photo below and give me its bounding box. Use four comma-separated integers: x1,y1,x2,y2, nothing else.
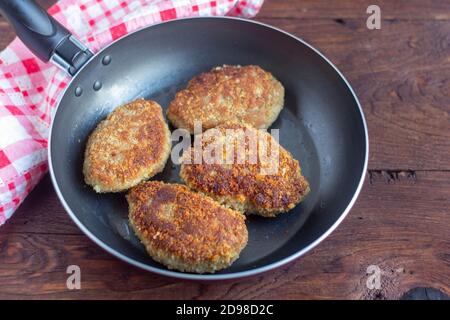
0,173,449,300
259,0,450,20
255,17,450,170
0,0,449,300
0,0,55,48
2,3,448,169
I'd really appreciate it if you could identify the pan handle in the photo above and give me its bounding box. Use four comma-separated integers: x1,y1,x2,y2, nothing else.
0,0,93,75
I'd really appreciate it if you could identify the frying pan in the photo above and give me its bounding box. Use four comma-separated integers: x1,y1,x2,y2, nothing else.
1,0,368,280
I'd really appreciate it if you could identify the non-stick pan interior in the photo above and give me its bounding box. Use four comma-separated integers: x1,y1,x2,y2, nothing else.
50,18,367,279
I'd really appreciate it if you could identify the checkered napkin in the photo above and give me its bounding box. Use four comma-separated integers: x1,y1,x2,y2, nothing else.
0,0,263,226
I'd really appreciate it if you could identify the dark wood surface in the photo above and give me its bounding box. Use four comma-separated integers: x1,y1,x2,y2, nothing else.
0,0,449,299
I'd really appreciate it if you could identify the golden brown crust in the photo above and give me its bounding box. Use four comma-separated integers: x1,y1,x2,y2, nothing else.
180,123,310,217
83,99,171,193
167,65,284,133
127,181,248,273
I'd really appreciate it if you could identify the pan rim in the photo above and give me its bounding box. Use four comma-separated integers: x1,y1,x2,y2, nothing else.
48,16,369,281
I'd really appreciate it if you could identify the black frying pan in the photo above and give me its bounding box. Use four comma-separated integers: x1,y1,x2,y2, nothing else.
1,0,368,280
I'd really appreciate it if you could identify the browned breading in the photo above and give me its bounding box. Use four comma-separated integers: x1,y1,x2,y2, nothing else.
180,123,310,217
167,65,284,133
127,181,248,273
83,99,171,193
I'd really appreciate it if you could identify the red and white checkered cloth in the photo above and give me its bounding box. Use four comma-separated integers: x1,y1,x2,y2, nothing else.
0,0,263,226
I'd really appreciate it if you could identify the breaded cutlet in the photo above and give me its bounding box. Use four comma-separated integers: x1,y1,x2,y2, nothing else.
180,122,310,217
167,65,284,133
83,99,171,193
127,181,248,273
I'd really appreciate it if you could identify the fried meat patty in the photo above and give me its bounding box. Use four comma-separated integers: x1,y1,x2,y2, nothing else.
180,123,310,217
167,65,284,133
127,181,248,273
83,99,171,192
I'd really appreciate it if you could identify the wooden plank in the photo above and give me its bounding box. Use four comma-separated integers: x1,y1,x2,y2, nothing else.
1,3,449,169
1,172,448,299
256,17,450,170
0,0,449,300
0,0,56,49
0,21,17,49
0,176,82,235
2,0,450,22
1,18,448,170
259,0,450,20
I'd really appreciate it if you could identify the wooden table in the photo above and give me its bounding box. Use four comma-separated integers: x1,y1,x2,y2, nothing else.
0,0,449,300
